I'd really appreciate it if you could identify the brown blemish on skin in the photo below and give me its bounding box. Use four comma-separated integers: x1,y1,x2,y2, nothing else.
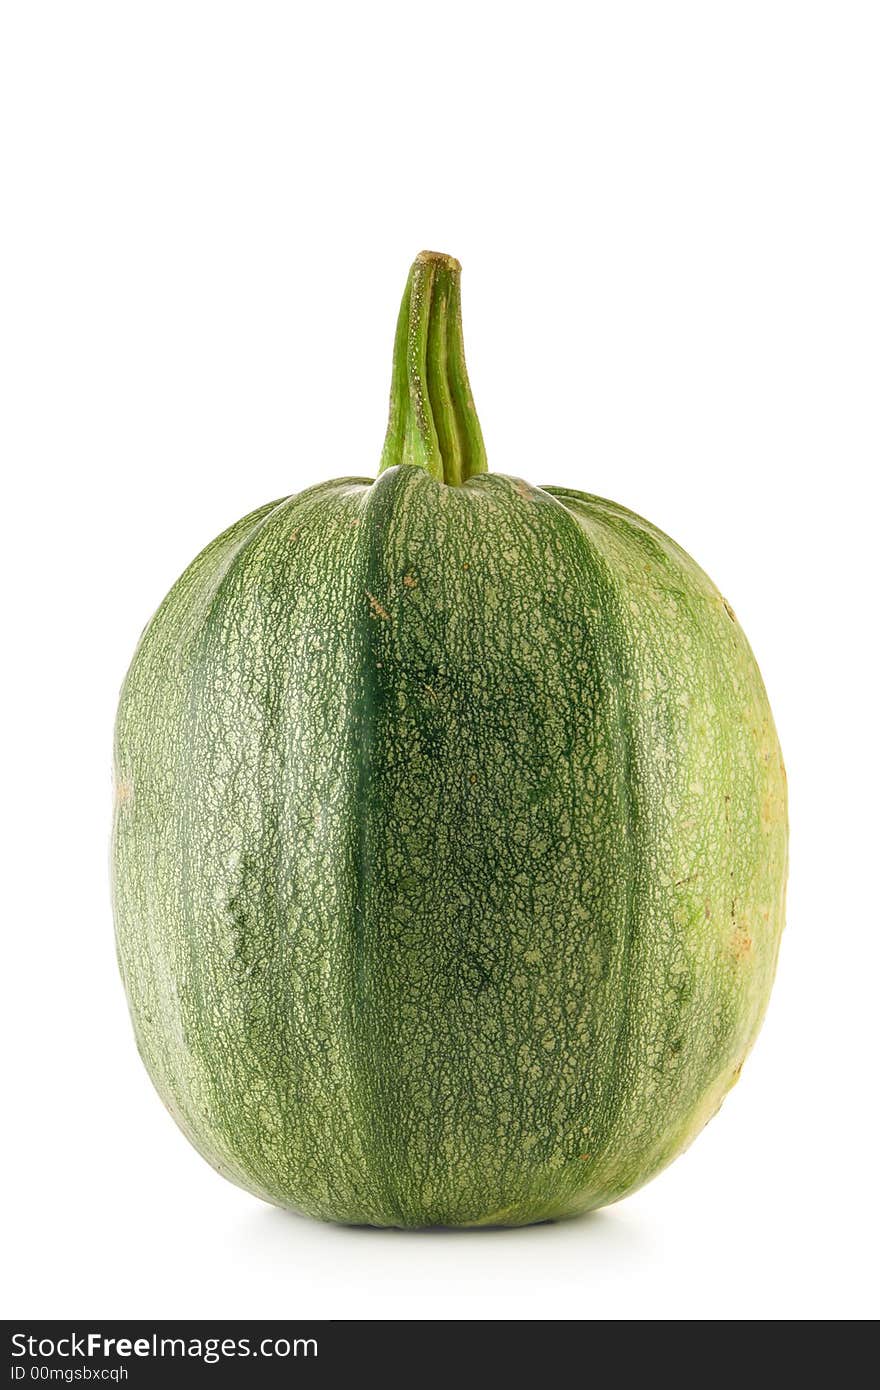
289,530,299,543
579,1154,591,1161
514,479,532,500
731,918,753,960
115,778,133,806
722,598,737,622
403,573,418,588
366,591,391,621
761,790,781,830
730,893,752,959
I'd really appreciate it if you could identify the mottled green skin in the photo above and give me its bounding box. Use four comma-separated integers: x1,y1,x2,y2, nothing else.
113,466,787,1226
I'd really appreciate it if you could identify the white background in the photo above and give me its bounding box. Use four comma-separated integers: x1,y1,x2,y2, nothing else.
2,2,878,1322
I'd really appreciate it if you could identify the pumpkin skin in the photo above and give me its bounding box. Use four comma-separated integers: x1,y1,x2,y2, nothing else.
112,256,787,1227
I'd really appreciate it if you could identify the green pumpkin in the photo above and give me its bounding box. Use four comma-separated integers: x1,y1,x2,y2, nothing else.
112,252,787,1227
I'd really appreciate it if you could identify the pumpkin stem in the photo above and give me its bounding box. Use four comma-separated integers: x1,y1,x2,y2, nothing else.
379,251,487,485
